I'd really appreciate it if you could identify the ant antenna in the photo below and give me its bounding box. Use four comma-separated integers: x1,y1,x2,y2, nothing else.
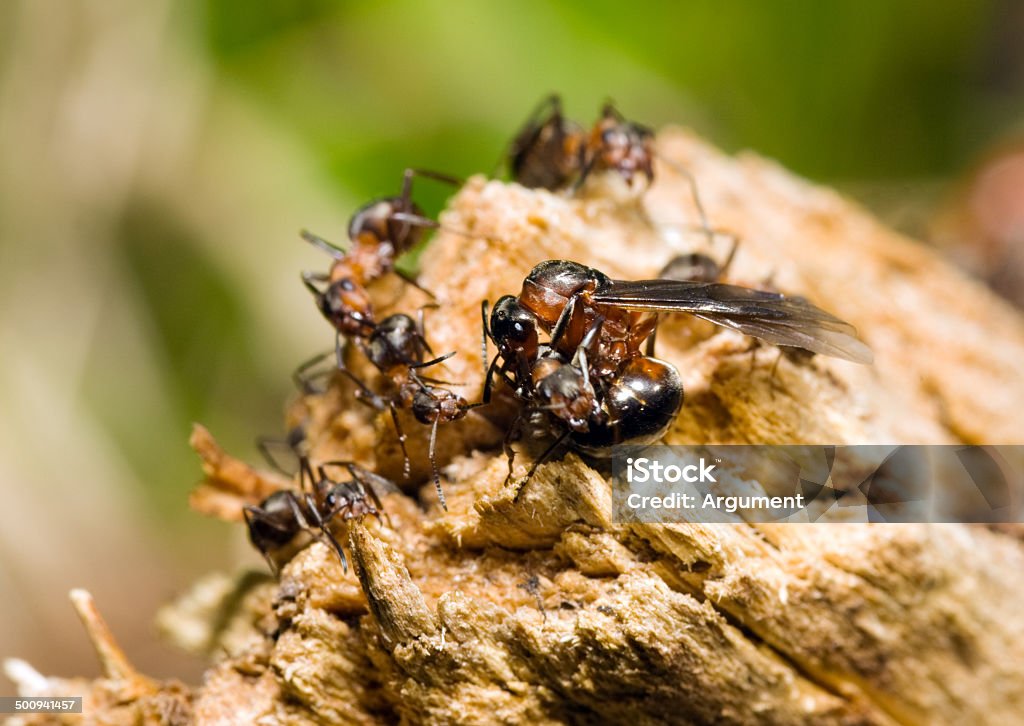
301,229,348,259
427,417,447,512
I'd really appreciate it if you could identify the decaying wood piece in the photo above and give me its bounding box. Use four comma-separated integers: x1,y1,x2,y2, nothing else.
4,590,192,725
8,129,1024,725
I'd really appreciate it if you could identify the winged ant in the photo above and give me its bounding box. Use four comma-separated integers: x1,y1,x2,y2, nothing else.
483,259,872,499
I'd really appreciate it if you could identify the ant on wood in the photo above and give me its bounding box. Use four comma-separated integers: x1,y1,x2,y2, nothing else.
243,456,391,575
483,259,871,499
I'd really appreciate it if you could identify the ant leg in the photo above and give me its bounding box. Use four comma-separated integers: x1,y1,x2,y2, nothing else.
298,455,317,498
303,493,349,573
482,356,502,404
301,273,328,307
389,211,503,246
242,506,282,577
427,417,448,512
335,332,347,371
481,300,492,382
748,342,759,374
292,349,334,393
300,229,347,259
654,154,714,248
550,295,579,351
389,403,411,480
511,430,571,503
400,168,464,202
256,437,298,476
393,266,437,299
718,236,740,278
415,303,439,356
338,366,387,410
409,350,457,371
600,100,624,122
570,153,598,194
645,314,660,357
501,415,524,488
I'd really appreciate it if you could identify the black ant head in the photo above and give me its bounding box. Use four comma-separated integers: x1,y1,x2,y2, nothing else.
367,314,425,370
659,253,722,284
323,482,377,520
308,276,375,338
411,385,470,425
489,295,539,360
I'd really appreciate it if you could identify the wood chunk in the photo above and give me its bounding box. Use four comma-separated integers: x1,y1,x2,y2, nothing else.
15,130,1024,725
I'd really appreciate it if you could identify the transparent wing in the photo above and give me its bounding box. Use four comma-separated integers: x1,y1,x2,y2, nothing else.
594,279,873,364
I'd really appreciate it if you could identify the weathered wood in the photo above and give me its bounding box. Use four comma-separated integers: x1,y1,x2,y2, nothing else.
8,130,1024,725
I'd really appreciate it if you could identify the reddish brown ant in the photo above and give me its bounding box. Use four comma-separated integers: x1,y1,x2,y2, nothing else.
506,95,715,242
302,167,463,363
507,96,653,191
243,457,389,575
483,259,872,499
484,296,684,499
296,309,478,512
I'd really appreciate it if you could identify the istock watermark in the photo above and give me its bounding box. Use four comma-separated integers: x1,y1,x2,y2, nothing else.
612,445,1024,524
624,456,718,484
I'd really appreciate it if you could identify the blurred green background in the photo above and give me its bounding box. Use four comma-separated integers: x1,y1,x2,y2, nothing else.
1,0,1021,682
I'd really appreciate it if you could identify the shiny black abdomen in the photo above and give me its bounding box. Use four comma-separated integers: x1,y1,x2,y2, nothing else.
570,357,683,456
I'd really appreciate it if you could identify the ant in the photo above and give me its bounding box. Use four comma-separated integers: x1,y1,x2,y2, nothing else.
302,167,463,364
243,457,389,576
506,95,715,242
508,96,652,191
483,259,872,499
485,309,684,499
483,295,684,499
295,309,478,512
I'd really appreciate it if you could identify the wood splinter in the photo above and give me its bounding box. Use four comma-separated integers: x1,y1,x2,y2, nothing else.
69,588,156,696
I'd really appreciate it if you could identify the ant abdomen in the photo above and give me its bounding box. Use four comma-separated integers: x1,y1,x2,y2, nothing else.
571,357,683,455
348,196,427,254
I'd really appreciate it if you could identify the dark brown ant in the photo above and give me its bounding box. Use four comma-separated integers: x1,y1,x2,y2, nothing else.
484,298,684,499
243,457,388,575
507,96,652,191
658,237,739,285
483,259,872,499
506,95,715,242
507,95,584,190
302,167,462,363
296,310,477,512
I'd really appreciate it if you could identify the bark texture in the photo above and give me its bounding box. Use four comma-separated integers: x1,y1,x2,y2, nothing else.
7,129,1024,725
